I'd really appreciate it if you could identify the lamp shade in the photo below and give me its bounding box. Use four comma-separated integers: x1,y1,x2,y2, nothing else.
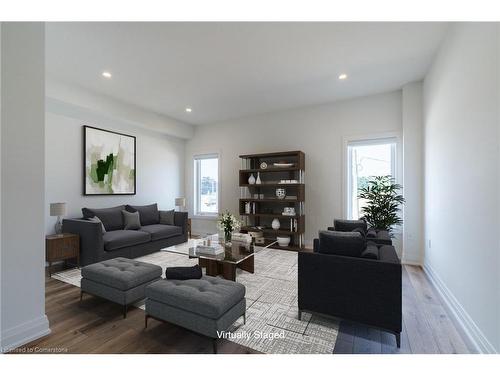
175,197,186,207
50,202,67,217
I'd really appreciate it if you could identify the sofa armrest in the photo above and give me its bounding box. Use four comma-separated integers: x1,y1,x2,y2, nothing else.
327,226,335,231
62,219,104,266
298,251,402,333
174,211,188,237
313,238,320,252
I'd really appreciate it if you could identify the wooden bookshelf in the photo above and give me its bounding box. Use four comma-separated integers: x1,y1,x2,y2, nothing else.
239,151,305,251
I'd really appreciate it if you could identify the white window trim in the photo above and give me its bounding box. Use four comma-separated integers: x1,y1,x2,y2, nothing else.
342,132,402,220
193,153,220,219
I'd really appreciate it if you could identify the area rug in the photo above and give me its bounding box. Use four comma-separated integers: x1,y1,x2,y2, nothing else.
51,240,339,354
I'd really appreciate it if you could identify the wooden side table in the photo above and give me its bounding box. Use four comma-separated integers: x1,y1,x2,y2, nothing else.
46,233,80,276
187,218,192,238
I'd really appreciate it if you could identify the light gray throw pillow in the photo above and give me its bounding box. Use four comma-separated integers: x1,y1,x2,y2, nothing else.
122,210,141,230
160,209,175,225
87,216,106,234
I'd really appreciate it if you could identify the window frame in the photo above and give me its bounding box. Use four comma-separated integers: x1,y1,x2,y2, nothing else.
343,134,401,220
193,153,220,218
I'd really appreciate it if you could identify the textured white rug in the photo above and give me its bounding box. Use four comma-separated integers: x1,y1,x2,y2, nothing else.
52,240,339,354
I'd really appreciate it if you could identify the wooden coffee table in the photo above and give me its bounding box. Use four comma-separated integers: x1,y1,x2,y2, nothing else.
196,249,254,282
163,236,254,281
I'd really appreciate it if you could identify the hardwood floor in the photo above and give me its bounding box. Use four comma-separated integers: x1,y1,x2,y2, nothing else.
13,264,474,354
19,276,258,354
333,265,476,354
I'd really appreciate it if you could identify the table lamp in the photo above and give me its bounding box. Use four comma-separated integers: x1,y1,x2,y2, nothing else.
175,197,186,212
50,202,67,236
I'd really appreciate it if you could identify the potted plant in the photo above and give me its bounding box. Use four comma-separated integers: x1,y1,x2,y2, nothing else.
357,175,405,232
217,211,241,245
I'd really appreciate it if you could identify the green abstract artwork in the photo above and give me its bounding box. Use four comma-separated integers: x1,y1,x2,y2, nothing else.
84,126,136,195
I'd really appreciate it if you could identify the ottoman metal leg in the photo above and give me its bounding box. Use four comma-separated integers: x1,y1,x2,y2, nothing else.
80,290,84,302
145,314,150,329
243,313,246,325
213,339,217,354
123,304,128,319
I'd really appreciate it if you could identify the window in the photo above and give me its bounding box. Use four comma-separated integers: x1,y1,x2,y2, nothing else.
194,154,219,216
347,138,397,219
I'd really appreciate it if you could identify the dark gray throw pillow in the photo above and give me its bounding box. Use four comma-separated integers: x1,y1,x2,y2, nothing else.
351,227,366,238
82,205,126,231
334,219,367,233
318,230,365,257
165,265,202,280
122,210,141,230
125,203,159,225
159,209,175,225
87,216,106,234
361,243,379,260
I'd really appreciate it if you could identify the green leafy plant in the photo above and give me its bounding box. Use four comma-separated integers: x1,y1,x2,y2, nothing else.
357,175,405,232
217,211,241,242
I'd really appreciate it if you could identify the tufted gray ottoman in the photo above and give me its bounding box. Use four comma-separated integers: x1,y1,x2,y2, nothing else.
145,276,246,353
80,257,162,318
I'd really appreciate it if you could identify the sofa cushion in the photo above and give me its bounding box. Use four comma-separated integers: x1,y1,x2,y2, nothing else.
352,227,366,238
87,216,106,233
375,229,392,244
366,228,377,238
361,243,379,260
334,219,367,233
82,205,125,231
145,276,245,319
379,245,400,264
103,230,151,251
139,224,182,241
122,210,141,230
318,230,365,257
81,257,162,291
126,204,159,226
159,210,175,225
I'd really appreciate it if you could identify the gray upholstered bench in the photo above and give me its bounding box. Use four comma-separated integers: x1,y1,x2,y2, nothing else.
144,276,246,353
80,257,162,318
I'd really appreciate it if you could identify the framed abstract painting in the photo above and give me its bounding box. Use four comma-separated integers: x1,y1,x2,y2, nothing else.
83,125,136,195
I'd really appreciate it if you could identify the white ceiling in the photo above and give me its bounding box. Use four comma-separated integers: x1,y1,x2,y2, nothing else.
46,22,448,126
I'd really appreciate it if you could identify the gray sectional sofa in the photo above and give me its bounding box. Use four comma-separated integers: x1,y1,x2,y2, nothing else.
63,203,188,266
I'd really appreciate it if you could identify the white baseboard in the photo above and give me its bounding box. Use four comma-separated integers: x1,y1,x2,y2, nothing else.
423,262,497,354
402,259,422,266
1,315,51,353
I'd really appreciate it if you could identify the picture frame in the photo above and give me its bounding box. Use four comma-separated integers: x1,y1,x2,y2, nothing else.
83,125,136,195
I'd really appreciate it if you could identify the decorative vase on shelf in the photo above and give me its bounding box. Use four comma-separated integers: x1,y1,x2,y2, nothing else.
248,173,256,185
276,188,286,199
256,172,262,184
272,218,280,230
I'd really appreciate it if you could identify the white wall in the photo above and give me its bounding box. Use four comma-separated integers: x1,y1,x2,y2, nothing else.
402,82,424,264
423,23,499,353
0,23,50,351
45,83,187,235
185,91,403,247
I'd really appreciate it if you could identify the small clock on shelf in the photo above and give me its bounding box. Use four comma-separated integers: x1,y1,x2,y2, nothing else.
260,162,268,169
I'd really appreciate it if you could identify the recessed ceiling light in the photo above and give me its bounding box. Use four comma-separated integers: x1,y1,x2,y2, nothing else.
185,107,192,113
102,71,112,78
338,73,348,80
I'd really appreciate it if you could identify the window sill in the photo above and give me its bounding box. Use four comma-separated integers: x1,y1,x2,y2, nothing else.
192,215,219,221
